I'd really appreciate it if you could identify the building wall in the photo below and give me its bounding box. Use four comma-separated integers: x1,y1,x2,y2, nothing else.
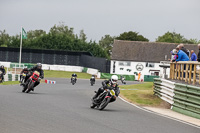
110,60,170,80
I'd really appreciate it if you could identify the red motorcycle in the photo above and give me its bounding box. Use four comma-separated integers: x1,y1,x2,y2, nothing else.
22,71,40,93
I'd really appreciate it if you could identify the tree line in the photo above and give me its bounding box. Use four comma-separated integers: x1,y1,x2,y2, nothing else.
0,23,200,59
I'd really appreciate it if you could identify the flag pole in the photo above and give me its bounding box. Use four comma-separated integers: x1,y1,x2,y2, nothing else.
19,26,22,66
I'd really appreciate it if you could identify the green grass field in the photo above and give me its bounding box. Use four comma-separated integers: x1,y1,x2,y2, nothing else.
0,70,92,85
0,81,19,85
120,82,164,107
44,70,92,79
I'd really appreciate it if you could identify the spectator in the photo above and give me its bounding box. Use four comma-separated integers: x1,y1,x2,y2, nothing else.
198,44,200,62
171,49,177,62
176,48,189,62
190,50,197,61
179,43,189,56
138,72,141,81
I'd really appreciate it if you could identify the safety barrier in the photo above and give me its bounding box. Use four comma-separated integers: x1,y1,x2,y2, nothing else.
144,75,159,82
100,73,135,81
4,74,20,81
153,78,200,119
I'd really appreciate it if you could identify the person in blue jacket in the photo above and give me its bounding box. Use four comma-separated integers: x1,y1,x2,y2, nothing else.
176,48,189,62
190,50,197,61
176,48,189,78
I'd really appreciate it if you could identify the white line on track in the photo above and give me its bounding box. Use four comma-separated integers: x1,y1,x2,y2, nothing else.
119,96,200,129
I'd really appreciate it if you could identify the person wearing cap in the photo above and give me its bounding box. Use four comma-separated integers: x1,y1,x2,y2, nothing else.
171,49,178,62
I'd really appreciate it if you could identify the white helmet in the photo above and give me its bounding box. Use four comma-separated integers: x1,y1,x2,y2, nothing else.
111,75,118,84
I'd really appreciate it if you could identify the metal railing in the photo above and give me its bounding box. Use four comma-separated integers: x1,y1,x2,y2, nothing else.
170,61,200,85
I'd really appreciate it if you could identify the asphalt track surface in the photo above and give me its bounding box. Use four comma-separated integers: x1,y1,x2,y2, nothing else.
0,78,199,133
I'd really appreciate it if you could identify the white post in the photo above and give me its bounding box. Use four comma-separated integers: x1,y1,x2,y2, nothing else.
19,26,22,66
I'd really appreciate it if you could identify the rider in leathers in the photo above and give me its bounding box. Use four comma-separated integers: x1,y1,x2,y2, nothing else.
90,75,95,83
71,73,77,83
0,65,6,81
27,63,44,90
93,75,120,102
20,68,29,85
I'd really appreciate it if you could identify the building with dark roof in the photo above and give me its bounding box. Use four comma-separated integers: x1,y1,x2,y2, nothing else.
110,40,198,80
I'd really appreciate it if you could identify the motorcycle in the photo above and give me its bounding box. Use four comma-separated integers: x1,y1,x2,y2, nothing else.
90,78,95,86
71,77,76,85
22,71,40,93
0,70,3,83
121,77,126,84
90,87,117,110
20,73,27,85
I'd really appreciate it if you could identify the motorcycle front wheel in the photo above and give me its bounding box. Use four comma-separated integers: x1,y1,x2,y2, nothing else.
26,80,34,93
99,97,111,110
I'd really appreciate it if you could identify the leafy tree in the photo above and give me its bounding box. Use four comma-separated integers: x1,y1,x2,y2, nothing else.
27,30,46,39
79,30,87,42
156,31,186,43
0,24,109,58
99,35,114,56
0,30,10,47
116,31,149,42
185,38,200,44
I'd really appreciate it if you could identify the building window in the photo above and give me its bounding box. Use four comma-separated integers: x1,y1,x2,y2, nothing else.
118,61,131,66
146,62,155,68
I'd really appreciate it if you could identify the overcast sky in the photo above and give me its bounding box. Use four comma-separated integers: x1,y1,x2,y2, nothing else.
0,0,200,42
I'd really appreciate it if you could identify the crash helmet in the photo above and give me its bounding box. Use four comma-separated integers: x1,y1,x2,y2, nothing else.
111,75,118,84
0,65,4,69
24,68,28,71
36,63,42,69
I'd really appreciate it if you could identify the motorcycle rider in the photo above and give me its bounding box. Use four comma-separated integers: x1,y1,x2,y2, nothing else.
71,73,77,83
93,75,120,102
120,75,125,83
90,75,95,84
20,68,29,85
27,63,44,90
0,65,6,81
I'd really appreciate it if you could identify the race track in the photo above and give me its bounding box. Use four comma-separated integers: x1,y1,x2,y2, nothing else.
0,78,199,133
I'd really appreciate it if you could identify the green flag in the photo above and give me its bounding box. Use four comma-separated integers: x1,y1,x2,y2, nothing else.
22,27,27,39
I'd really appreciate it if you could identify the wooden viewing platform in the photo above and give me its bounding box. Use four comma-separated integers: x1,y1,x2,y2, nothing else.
170,61,200,85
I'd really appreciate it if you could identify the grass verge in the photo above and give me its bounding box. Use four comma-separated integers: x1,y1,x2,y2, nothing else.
44,70,92,79
120,82,168,107
0,81,19,85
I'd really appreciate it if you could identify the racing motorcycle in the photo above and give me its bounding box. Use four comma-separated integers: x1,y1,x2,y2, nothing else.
90,78,95,86
22,71,40,93
20,73,27,85
0,70,3,83
121,77,126,84
71,77,76,85
90,87,117,110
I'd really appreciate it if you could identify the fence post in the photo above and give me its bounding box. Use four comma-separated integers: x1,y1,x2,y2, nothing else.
185,64,189,83
181,64,184,80
193,64,196,85
178,64,181,80
189,64,192,84
175,63,177,79
171,63,175,80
